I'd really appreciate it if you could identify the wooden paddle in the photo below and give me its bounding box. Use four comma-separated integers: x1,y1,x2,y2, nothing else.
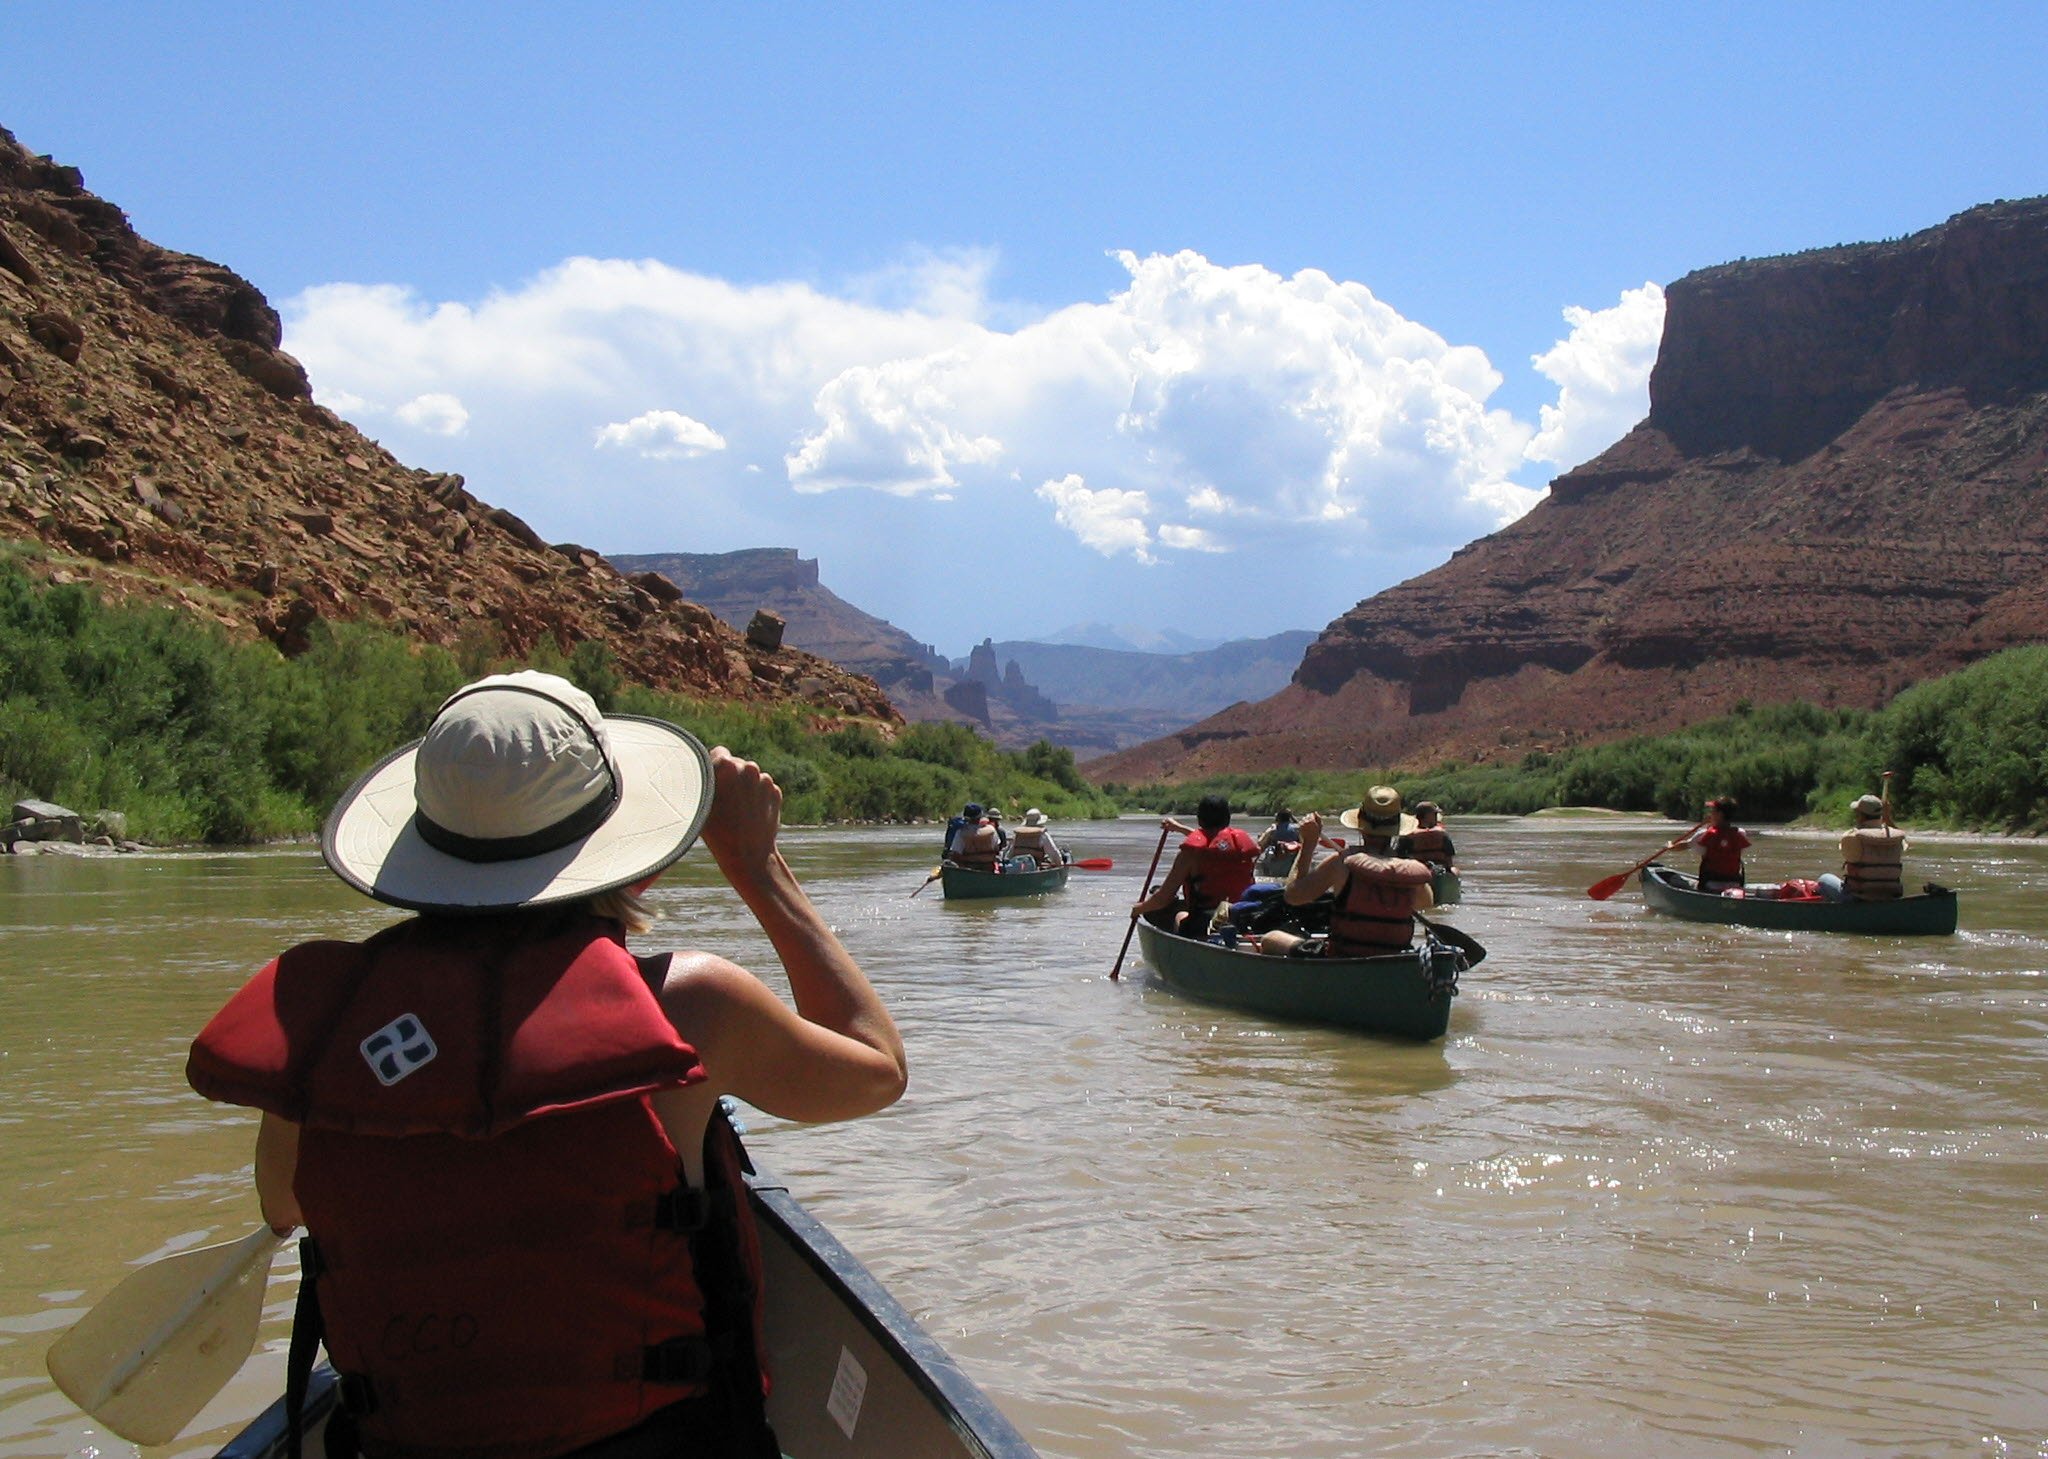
1110,824,1173,981
46,1225,291,1445
909,864,943,898
1586,821,1704,901
1881,769,1895,828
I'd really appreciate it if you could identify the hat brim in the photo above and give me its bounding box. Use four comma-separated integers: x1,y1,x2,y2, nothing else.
322,715,712,914
1339,808,1419,836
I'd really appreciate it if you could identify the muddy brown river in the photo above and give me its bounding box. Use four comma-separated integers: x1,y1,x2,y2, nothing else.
2,816,2044,1457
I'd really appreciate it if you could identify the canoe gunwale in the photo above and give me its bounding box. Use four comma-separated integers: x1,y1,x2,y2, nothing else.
1639,865,1958,935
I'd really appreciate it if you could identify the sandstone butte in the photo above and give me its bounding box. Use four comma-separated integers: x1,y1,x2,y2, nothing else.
1088,195,2048,785
0,125,897,723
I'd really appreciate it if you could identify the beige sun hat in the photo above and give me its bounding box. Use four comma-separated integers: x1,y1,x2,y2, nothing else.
1339,784,1418,837
1022,808,1048,827
322,671,712,914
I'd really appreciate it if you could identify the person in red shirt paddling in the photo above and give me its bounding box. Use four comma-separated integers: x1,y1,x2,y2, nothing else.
1685,795,1751,893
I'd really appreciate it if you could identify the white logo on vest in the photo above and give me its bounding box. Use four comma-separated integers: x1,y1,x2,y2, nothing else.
361,1014,438,1086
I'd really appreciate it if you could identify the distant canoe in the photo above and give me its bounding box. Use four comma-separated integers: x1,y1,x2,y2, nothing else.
1640,866,1958,935
1431,868,1461,906
940,862,1070,899
1135,918,1482,1040
1254,848,1295,880
211,1149,1040,1459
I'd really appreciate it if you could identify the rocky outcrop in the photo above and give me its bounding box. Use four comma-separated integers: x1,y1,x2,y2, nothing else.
0,125,894,721
1090,197,2048,783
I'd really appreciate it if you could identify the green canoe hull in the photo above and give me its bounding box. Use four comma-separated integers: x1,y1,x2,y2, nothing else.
1136,919,1464,1040
940,863,1071,899
1640,866,1957,935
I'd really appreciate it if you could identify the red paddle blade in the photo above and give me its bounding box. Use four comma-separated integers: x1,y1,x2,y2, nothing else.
1586,872,1631,901
1073,858,1114,870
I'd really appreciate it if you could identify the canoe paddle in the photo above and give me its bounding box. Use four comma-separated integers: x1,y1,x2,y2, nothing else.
1586,821,1704,901
1111,824,1174,981
46,1225,292,1445
1071,858,1114,870
909,864,943,898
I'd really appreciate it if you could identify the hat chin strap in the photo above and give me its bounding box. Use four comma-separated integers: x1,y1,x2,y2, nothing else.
414,775,621,864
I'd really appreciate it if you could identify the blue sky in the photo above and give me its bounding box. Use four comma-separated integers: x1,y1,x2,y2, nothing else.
10,3,2047,653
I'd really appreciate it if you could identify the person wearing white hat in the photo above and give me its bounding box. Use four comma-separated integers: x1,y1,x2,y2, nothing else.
187,672,905,1459
1008,808,1065,870
1819,790,1908,902
1261,786,1433,957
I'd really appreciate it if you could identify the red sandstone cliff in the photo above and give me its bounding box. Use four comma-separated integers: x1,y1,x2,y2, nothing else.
1090,196,2048,783
0,126,896,720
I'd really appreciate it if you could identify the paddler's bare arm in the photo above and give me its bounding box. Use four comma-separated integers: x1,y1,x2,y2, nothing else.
1285,813,1349,904
660,748,907,1126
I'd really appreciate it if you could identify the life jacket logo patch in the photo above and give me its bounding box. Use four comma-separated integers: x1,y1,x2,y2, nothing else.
361,1014,437,1086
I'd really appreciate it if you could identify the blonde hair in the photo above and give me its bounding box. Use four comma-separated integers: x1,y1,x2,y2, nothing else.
585,884,657,935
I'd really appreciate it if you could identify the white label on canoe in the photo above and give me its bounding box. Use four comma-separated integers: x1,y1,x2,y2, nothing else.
827,1346,867,1439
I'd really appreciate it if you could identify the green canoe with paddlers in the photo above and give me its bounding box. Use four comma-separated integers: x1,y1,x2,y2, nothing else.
1639,866,1958,935
940,861,1071,899
1135,917,1484,1040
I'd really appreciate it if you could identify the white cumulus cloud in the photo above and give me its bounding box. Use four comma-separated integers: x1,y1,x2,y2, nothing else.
395,392,470,436
1036,474,1155,563
1525,282,1666,470
280,248,1659,640
595,409,728,460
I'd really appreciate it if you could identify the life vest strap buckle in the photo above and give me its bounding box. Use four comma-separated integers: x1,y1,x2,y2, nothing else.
334,1371,380,1416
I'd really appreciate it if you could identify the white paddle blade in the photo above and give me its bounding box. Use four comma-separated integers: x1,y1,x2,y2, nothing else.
46,1227,286,1445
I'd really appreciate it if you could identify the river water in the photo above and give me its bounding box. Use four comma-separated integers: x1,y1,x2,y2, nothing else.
2,816,2044,1458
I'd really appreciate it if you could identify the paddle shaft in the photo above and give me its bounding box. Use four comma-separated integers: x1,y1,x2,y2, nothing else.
1110,824,1174,981
1881,770,1895,829
909,864,942,898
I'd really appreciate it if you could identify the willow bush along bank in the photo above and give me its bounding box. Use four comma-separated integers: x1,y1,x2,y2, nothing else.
0,559,1114,844
1111,647,2048,833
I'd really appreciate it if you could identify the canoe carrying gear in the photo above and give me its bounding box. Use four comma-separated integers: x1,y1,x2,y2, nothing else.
322,670,712,915
191,917,775,1459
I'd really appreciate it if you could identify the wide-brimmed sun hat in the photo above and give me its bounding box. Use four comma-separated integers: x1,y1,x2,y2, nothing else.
322,670,712,914
1022,808,1048,827
1851,793,1885,819
1339,784,1418,836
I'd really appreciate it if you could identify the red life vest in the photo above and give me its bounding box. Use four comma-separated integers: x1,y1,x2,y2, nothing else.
1184,827,1260,910
1404,826,1452,867
1328,852,1432,956
187,915,767,1459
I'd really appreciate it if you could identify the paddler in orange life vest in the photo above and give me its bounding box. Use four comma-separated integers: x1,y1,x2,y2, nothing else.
1261,786,1434,957
185,672,907,1459
1133,794,1261,935
1392,800,1456,873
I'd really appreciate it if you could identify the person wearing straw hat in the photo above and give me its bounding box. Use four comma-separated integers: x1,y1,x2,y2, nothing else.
1261,786,1433,957
187,671,906,1459
1008,808,1064,870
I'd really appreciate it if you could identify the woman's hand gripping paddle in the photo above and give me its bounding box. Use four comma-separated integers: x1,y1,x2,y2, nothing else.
1586,822,1705,901
46,1225,292,1445
1111,824,1174,980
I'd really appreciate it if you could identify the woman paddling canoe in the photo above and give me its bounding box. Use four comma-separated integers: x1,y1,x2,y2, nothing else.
184,671,907,1459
